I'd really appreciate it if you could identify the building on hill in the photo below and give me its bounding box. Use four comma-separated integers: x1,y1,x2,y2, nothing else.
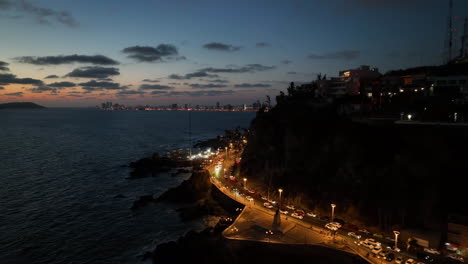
321,65,381,98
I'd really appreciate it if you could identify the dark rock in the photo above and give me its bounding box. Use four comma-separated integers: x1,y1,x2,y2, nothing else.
156,170,211,203
127,153,194,179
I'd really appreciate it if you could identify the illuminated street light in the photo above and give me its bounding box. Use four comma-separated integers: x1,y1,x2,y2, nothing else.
331,203,336,222
393,230,400,251
243,178,247,190
278,188,283,207
407,114,412,121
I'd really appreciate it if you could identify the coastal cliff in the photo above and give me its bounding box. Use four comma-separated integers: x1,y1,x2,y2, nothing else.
240,102,467,232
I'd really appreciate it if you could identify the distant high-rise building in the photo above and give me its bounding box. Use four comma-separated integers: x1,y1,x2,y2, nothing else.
242,104,247,111
216,102,220,109
171,103,178,109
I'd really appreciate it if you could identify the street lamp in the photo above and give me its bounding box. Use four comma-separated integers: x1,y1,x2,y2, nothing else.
225,146,228,157
278,188,283,208
331,203,336,222
243,178,247,190
393,230,400,251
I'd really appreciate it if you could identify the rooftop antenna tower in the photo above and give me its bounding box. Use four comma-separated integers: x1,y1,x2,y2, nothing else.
445,0,454,63
188,108,192,158
445,0,462,63
461,18,468,59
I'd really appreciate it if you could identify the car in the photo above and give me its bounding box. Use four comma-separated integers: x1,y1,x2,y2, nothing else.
423,248,440,255
291,213,303,219
416,262,426,264
405,259,416,264
371,246,382,254
359,229,371,234
263,202,274,209
333,218,345,225
417,253,435,263
295,209,305,216
348,232,361,239
358,241,374,249
232,187,238,192
286,205,295,210
268,199,276,204
378,250,388,259
385,236,395,242
246,196,253,201
386,253,395,262
261,196,268,200
364,238,381,247
373,233,384,239
325,223,338,231
447,254,464,262
248,189,256,194
279,209,289,215
307,212,317,217
329,222,342,229
395,257,404,264
386,245,401,252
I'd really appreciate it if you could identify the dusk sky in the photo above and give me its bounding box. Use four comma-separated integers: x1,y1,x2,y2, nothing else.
1,0,468,107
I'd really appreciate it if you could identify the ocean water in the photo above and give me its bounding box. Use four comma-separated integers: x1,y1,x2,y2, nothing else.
0,108,255,264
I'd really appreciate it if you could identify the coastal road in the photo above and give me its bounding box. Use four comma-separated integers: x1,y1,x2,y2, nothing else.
203,152,433,264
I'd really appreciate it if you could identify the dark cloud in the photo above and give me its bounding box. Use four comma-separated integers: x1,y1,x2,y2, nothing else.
287,71,297,75
234,83,272,88
189,83,227,89
4,92,23,96
0,60,9,71
151,90,168,95
16,55,119,65
139,84,173,90
142,79,160,83
0,0,78,27
256,42,270,47
122,44,180,62
65,66,120,79
203,42,241,52
307,50,360,60
166,90,235,96
168,70,219,80
281,60,292,65
29,85,58,93
0,73,43,85
206,79,229,83
44,74,59,79
116,90,145,96
67,93,83,97
78,80,127,92
200,64,276,74
47,81,76,88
